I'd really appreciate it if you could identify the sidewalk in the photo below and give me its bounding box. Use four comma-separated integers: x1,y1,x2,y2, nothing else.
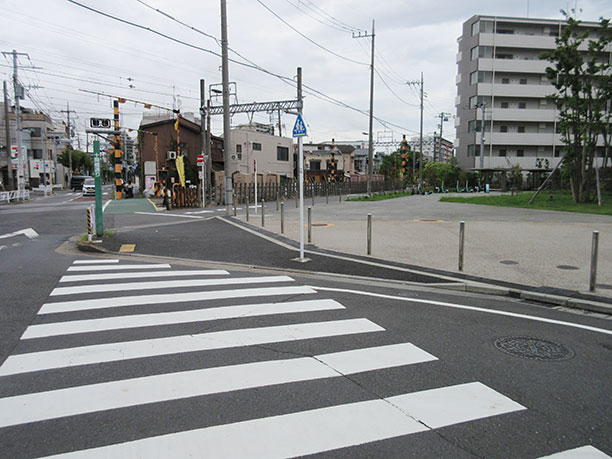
103,198,157,215
231,193,612,297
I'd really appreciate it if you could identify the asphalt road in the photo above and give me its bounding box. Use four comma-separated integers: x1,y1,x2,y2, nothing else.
0,194,610,458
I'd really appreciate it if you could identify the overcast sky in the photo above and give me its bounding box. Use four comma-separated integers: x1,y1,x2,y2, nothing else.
1,0,611,149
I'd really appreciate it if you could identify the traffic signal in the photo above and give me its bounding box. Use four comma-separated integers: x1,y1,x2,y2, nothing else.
90,118,112,129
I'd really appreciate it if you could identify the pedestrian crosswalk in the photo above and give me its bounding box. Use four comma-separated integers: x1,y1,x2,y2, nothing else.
0,258,596,457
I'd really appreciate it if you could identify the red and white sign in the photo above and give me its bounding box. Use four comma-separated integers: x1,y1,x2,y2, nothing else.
197,154,204,165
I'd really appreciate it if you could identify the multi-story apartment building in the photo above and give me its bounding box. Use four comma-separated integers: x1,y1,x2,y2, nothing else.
455,15,606,172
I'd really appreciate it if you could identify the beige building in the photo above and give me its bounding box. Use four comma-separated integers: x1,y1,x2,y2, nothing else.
228,124,293,178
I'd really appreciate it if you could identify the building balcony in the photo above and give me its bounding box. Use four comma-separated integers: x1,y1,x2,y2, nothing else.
477,83,554,98
478,58,548,74
487,132,562,146
489,108,557,122
479,32,557,49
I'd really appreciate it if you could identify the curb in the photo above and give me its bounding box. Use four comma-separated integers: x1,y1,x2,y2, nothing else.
75,241,612,316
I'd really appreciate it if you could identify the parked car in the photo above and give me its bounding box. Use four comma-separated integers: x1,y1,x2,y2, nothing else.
82,178,95,196
70,175,92,191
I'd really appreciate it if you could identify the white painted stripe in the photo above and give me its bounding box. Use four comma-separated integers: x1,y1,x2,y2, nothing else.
66,264,171,272
135,211,203,219
59,269,230,283
0,318,383,376
72,260,119,265
42,382,523,458
0,227,39,240
0,343,435,428
539,446,611,458
50,276,294,296
102,200,111,212
40,286,316,315
310,286,612,337
23,299,345,339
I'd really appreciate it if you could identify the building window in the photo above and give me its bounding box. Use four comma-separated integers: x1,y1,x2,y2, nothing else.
554,147,562,157
309,160,321,171
32,149,43,159
470,46,478,61
518,126,525,133
501,102,509,109
236,144,242,153
277,146,289,161
518,102,527,109
555,124,561,134
29,127,42,138
496,53,513,59
501,78,510,84
479,46,493,58
252,142,262,151
471,21,480,36
497,28,514,34
517,149,524,157
470,71,478,85
499,149,507,157
520,78,528,85
500,125,508,133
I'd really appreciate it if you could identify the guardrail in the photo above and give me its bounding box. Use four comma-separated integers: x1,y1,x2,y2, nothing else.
0,190,30,203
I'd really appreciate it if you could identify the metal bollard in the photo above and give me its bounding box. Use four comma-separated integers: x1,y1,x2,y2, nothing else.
233,194,237,217
458,221,465,271
308,206,312,243
590,230,599,292
281,201,285,234
312,185,315,207
276,190,279,211
326,185,329,204
262,199,265,227
339,187,342,203
295,189,298,208
246,195,250,222
367,213,372,255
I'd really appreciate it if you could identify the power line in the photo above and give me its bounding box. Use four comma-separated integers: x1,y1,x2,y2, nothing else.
66,0,417,136
255,0,368,66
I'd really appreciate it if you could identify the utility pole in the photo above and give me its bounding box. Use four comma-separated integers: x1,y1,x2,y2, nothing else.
437,112,451,162
220,0,233,213
297,67,305,261
60,102,76,184
3,80,14,190
353,21,375,196
6,50,27,190
407,74,424,188
113,100,122,199
200,79,207,207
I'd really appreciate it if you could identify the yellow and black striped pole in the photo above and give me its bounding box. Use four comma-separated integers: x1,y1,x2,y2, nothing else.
330,138,336,183
401,134,407,180
86,206,92,241
113,100,122,200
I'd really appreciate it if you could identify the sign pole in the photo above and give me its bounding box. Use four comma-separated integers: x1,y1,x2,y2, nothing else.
254,159,258,214
295,68,306,261
93,140,103,236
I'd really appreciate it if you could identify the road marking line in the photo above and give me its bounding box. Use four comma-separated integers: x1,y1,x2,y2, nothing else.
23,299,345,339
0,319,383,376
40,286,316,314
102,200,111,213
309,286,612,336
66,264,171,272
40,382,523,458
118,244,136,253
0,227,39,240
0,343,434,427
539,446,611,458
185,210,215,214
50,275,295,296
135,211,203,219
72,260,119,265
59,269,230,282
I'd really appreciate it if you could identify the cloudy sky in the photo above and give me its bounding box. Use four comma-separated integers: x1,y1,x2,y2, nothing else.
1,0,611,149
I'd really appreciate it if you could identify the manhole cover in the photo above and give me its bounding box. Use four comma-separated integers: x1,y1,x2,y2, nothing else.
499,260,519,265
413,218,444,222
494,337,575,361
557,265,579,270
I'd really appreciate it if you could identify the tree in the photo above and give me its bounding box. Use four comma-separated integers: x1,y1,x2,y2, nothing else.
424,161,456,188
58,148,93,174
541,13,611,203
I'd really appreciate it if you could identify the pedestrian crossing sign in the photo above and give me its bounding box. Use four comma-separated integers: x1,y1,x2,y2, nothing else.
292,114,307,138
